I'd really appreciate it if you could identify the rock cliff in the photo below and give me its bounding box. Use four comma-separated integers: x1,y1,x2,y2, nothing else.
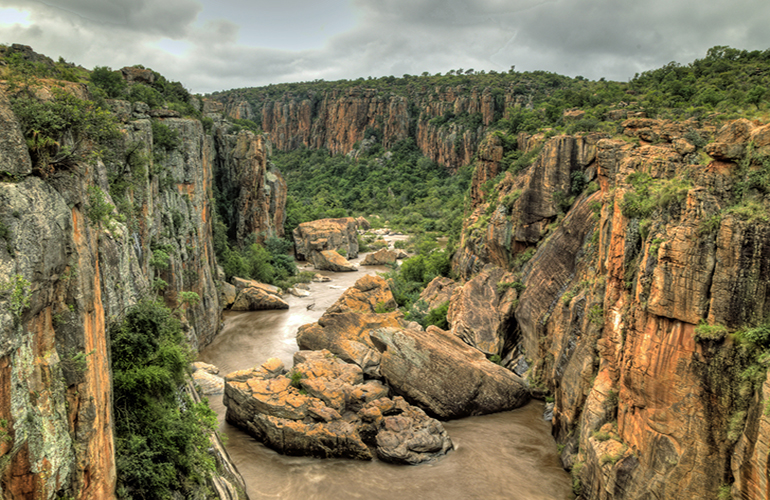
452,117,770,499
214,85,531,170
0,58,278,497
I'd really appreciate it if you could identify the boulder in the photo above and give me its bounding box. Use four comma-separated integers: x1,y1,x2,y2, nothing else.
231,287,289,311
326,275,398,314
293,217,359,261
223,351,452,463
312,273,331,282
297,275,403,377
356,216,371,230
192,370,224,395
231,277,281,295
361,248,398,266
191,362,224,395
297,312,402,377
360,397,453,465
370,326,530,419
221,282,237,309
288,287,311,297
311,249,357,272
191,361,220,374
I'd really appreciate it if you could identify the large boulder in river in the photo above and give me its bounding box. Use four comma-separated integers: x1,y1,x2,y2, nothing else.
361,248,398,266
223,352,452,464
231,286,289,311
311,250,357,272
298,312,402,377
297,275,403,376
231,277,281,295
220,282,237,309
293,217,359,261
326,275,398,314
370,326,530,419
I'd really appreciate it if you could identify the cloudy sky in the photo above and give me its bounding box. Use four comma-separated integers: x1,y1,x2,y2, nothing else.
1,0,769,94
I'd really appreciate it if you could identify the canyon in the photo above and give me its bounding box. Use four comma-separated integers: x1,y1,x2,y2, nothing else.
2,44,770,500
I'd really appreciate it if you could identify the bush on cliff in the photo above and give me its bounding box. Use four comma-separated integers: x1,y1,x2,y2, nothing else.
111,299,217,499
10,88,120,170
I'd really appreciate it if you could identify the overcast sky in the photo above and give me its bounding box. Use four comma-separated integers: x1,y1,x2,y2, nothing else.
1,0,769,94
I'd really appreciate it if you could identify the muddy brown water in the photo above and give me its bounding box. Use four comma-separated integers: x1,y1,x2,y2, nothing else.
198,253,573,500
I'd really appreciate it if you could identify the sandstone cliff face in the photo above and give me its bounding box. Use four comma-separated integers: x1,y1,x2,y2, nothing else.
213,130,286,246
0,80,257,498
216,86,529,170
453,118,770,499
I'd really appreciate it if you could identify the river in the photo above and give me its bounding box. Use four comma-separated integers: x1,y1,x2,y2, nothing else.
198,254,573,500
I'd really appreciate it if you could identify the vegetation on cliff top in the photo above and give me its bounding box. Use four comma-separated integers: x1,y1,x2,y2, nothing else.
214,45,770,132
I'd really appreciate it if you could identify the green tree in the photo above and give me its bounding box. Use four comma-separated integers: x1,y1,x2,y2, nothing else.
90,66,126,98
111,299,217,499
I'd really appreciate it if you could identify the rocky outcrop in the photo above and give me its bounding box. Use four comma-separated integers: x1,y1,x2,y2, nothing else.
361,248,398,266
297,275,402,376
417,277,461,312
231,286,289,311
293,217,359,262
371,326,530,419
453,118,770,499
311,249,357,272
223,353,452,464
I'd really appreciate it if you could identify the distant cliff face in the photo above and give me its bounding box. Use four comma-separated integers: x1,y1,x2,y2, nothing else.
215,86,529,170
453,118,770,499
0,78,276,498
213,129,286,246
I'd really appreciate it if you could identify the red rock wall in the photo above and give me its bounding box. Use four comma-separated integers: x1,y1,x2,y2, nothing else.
455,118,770,499
218,86,529,170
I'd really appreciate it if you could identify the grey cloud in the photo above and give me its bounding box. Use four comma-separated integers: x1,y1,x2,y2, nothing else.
3,0,201,37
2,0,770,93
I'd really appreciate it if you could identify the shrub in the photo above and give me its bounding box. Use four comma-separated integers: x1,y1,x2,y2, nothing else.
151,120,180,163
90,66,126,98
111,299,218,499
86,186,114,225
11,89,120,168
150,249,170,270
423,301,450,329
1,274,31,321
374,301,396,314
694,321,729,342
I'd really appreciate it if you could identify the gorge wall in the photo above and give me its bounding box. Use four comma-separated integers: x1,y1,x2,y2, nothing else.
450,117,770,499
0,67,284,498
214,85,531,170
